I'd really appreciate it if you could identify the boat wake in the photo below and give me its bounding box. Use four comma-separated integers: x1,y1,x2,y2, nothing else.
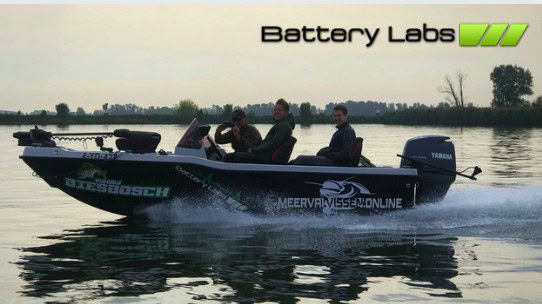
143,185,542,242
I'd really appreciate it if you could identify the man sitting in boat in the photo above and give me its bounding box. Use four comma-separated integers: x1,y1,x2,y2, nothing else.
225,98,295,164
214,109,263,162
290,104,356,166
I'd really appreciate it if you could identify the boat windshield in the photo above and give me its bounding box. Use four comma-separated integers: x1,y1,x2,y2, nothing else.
177,119,202,148
176,118,215,151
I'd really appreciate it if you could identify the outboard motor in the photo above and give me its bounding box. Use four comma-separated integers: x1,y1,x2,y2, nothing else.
114,129,161,153
400,135,456,203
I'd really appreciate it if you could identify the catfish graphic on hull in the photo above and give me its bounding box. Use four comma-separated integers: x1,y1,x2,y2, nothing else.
307,177,374,201
78,163,107,180
306,177,375,214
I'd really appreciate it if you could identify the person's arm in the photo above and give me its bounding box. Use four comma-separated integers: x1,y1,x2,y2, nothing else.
317,146,332,156
241,127,262,149
252,122,291,153
214,128,234,145
325,129,356,162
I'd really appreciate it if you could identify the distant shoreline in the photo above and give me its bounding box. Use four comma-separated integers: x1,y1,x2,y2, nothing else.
2,107,541,128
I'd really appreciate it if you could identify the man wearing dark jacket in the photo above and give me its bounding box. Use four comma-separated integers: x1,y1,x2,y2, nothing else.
227,98,295,164
215,109,262,155
290,104,356,166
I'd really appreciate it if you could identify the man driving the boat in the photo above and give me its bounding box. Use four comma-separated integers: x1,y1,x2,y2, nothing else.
224,98,295,164
290,104,356,166
214,109,262,161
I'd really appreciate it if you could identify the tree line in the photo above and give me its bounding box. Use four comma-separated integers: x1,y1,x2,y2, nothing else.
2,64,541,127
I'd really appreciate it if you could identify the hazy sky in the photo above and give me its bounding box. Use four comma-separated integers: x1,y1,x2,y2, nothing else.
0,5,540,112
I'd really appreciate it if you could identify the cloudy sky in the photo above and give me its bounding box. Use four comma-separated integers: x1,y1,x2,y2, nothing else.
0,5,540,112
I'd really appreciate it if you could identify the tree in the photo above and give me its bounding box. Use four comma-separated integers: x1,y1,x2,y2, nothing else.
439,71,467,107
76,107,86,116
533,96,542,107
299,102,312,118
55,103,70,118
196,109,204,120
490,64,533,107
174,99,199,118
40,110,47,117
223,104,233,118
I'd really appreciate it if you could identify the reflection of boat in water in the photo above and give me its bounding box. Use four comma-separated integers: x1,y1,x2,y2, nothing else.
14,119,480,216
17,219,462,302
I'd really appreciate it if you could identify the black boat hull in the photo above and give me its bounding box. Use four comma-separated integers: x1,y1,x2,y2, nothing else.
22,148,421,216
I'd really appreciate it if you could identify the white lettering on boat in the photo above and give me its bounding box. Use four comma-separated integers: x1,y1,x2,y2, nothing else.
431,152,453,160
64,178,170,198
274,197,402,211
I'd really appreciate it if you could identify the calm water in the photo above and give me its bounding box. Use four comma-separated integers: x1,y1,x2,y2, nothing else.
1,124,542,303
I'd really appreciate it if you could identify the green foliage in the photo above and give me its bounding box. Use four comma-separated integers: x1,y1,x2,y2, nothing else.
196,109,205,120
55,103,70,118
40,110,47,117
1,107,542,127
223,104,233,118
76,107,86,116
533,96,542,107
490,65,533,107
299,102,312,118
174,99,199,119
377,107,542,127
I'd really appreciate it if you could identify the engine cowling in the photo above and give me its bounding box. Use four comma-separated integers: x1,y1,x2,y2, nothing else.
400,135,456,203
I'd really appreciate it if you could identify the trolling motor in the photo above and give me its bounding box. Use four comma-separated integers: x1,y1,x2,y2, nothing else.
13,126,161,153
13,127,56,147
13,126,115,151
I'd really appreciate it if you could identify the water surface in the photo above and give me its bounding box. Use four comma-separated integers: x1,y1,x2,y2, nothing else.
1,124,541,303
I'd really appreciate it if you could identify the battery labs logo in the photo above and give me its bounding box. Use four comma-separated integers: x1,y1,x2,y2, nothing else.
459,23,527,46
261,23,528,47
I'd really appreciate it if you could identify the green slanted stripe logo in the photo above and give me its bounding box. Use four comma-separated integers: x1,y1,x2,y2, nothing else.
500,24,528,46
481,24,508,46
460,23,528,46
460,24,488,46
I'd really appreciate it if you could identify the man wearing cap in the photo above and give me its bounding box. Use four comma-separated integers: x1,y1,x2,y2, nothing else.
215,109,262,160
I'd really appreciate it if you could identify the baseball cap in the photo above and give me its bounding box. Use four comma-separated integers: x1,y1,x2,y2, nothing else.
232,109,246,121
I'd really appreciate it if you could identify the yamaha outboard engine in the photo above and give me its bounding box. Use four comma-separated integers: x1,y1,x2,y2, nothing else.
400,135,456,203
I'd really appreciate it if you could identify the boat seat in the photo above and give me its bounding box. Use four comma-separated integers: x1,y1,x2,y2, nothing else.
114,129,161,153
271,136,297,165
349,137,364,167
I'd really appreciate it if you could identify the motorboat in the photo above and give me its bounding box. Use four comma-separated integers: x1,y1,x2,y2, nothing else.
13,119,481,216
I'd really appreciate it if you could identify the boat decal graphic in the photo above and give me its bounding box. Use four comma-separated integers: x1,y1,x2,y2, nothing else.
63,163,170,198
274,177,403,214
64,178,170,198
82,152,116,160
175,166,246,211
308,178,374,200
78,163,107,180
431,152,453,160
